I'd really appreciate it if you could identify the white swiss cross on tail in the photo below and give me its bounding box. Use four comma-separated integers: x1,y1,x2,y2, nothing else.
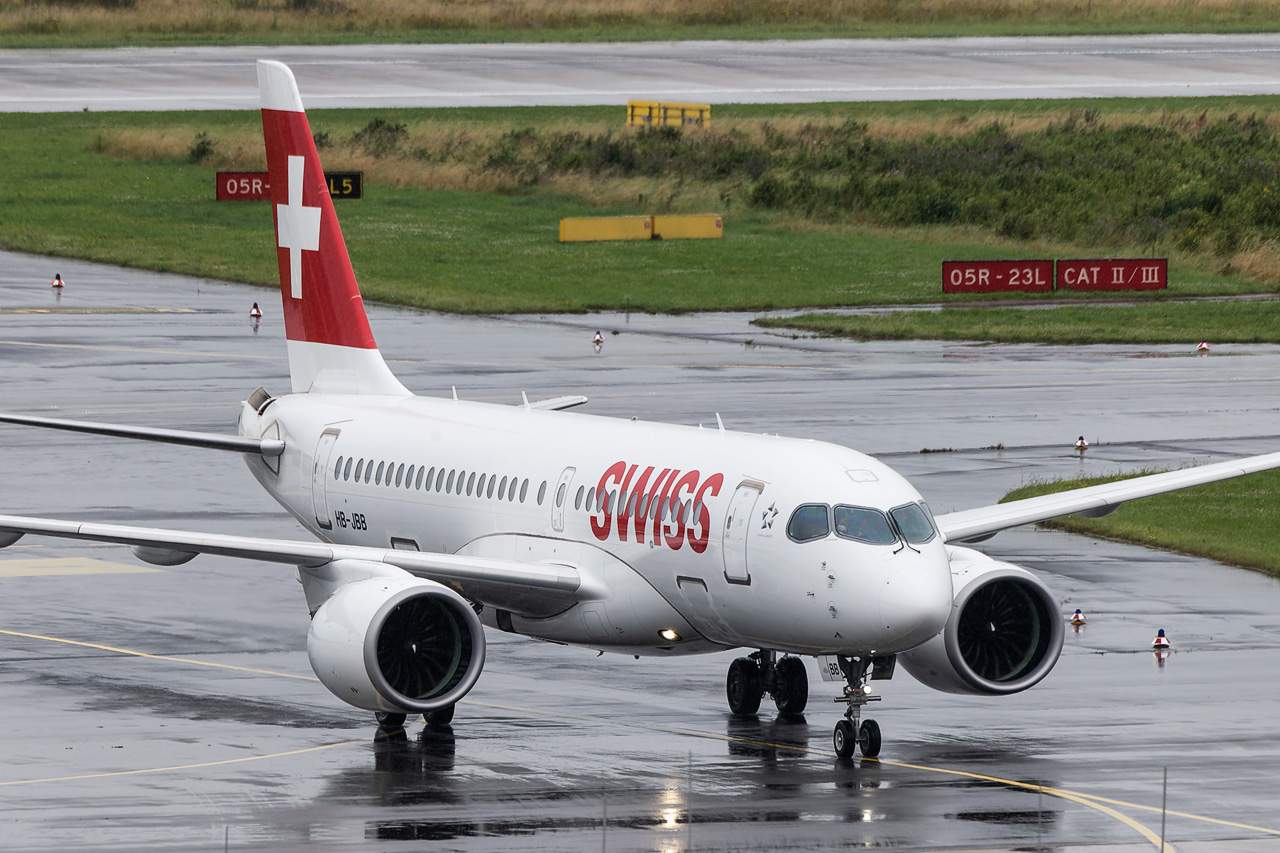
277,155,321,300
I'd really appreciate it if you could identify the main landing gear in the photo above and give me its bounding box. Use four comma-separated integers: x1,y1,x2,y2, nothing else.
374,705,456,730
726,650,809,717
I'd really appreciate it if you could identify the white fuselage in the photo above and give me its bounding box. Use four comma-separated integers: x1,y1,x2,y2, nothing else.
240,392,955,658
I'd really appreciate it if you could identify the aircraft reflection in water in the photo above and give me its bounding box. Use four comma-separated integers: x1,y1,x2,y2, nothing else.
2,60,1279,759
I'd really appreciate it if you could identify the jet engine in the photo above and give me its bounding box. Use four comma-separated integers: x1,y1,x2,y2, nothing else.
898,546,1063,695
306,574,485,713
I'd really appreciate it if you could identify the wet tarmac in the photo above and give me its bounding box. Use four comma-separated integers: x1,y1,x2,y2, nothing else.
5,34,1280,112
2,250,1280,851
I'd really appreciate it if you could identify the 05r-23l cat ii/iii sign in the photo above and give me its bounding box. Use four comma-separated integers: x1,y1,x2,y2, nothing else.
4,61,1279,759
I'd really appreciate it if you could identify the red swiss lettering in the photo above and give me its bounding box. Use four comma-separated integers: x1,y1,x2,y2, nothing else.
590,461,627,541
688,473,724,553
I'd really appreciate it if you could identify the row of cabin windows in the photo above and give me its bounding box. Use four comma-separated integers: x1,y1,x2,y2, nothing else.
563,482,705,527
333,454,546,506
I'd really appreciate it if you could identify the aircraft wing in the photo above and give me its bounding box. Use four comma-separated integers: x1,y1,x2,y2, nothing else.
0,514,593,617
935,449,1280,544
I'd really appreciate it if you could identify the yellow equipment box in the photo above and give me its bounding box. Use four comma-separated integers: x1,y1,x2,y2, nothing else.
652,215,723,240
559,216,653,242
627,100,711,128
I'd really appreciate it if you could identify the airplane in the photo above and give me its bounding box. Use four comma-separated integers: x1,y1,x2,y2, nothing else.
3,59,1280,760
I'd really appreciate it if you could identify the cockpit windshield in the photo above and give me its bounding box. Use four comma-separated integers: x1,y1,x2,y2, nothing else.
787,504,830,542
890,503,936,544
833,506,895,545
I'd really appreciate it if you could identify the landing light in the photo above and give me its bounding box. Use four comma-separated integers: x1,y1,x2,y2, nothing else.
659,629,681,642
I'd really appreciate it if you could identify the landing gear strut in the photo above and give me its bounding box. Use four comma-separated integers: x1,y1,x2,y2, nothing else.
832,655,891,759
374,704,456,729
725,650,809,717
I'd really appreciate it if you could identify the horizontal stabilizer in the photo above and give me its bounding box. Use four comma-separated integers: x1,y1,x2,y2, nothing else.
529,395,589,411
0,413,285,457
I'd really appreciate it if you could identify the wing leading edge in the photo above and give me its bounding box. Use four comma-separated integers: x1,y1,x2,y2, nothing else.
0,513,598,617
936,449,1280,543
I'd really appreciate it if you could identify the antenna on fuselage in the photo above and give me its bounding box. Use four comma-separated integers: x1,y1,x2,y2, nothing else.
451,386,458,402
715,413,725,432
521,391,531,411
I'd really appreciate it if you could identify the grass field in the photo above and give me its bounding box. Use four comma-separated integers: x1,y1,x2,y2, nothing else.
1002,469,1280,577
7,100,1280,325
4,0,1280,48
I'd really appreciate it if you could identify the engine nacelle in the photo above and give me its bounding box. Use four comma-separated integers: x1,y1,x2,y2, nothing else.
307,575,486,714
899,547,1063,696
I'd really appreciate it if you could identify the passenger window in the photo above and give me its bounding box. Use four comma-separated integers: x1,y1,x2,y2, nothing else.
446,470,456,492
334,455,343,479
457,470,466,494
467,472,476,496
344,457,353,480
538,481,547,505
419,466,428,489
478,473,487,495
574,485,584,510
375,461,385,485
625,493,638,517
585,487,594,511
638,495,649,518
788,504,830,542
833,506,896,545
364,460,373,484
556,482,567,507
891,503,937,544
395,463,405,487
437,469,446,491
520,478,529,503
486,476,495,499
405,464,414,488
498,475,508,500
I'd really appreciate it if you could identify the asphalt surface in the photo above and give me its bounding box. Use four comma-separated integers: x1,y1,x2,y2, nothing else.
6,34,1280,111
1,250,1279,852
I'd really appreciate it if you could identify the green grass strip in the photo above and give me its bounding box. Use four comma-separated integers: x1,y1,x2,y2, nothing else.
1001,469,1280,576
757,300,1280,345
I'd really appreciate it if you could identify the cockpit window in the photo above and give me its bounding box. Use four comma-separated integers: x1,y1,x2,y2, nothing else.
833,506,896,545
787,504,830,542
891,503,936,544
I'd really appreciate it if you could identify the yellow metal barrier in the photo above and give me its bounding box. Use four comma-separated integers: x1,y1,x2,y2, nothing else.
559,215,724,242
627,100,711,128
559,216,653,242
652,215,723,240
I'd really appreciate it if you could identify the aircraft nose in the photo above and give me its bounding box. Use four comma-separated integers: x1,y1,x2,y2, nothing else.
878,551,952,648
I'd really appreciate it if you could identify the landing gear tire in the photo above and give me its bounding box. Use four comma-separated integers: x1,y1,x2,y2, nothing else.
375,711,408,729
833,719,856,758
772,655,809,716
425,705,455,726
858,719,882,758
726,657,764,715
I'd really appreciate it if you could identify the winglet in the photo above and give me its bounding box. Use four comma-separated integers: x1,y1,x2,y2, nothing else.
257,60,409,396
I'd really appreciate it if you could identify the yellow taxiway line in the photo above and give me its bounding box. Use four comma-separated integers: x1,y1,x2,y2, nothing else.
5,627,1278,850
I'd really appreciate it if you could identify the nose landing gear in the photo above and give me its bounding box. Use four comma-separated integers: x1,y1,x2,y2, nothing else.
833,655,891,759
